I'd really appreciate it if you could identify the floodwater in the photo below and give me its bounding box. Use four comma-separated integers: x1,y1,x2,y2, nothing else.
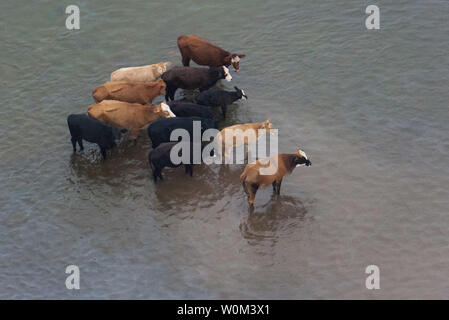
1,0,448,299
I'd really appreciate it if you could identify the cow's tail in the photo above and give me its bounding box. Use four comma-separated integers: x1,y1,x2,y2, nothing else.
92,86,108,103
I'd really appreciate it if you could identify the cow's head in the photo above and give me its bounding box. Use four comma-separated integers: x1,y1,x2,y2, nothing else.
260,119,275,135
157,61,172,74
106,128,127,148
234,86,247,100
225,53,246,72
212,66,232,82
294,148,312,167
159,102,176,118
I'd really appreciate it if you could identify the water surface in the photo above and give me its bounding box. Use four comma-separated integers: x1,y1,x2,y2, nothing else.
0,0,448,299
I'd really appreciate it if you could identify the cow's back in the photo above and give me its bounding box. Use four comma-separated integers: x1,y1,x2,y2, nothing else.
178,35,226,66
147,117,202,148
88,100,145,129
111,65,159,82
169,103,215,119
67,114,113,147
162,66,208,89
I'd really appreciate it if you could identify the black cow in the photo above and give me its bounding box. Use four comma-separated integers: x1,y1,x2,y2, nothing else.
166,101,216,119
161,66,232,101
67,114,125,159
196,86,247,117
149,141,213,182
147,116,217,149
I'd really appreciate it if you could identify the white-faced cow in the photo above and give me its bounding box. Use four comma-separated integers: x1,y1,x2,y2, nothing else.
196,86,247,118
87,100,175,140
161,66,231,101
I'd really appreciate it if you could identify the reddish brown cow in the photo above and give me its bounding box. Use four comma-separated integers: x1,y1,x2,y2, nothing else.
177,35,246,72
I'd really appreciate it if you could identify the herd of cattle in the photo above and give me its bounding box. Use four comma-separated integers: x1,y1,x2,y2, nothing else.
67,35,311,206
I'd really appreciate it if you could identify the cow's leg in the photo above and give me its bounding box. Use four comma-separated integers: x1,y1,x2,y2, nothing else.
158,170,164,180
221,104,227,118
169,87,177,101
182,56,190,67
78,138,84,151
165,86,172,101
130,129,139,142
153,167,160,182
165,86,176,101
99,146,107,160
185,164,193,177
71,136,77,152
248,183,259,206
242,180,250,197
276,179,283,195
272,181,277,193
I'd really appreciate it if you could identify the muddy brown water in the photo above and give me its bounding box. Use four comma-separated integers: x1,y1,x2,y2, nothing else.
1,0,448,298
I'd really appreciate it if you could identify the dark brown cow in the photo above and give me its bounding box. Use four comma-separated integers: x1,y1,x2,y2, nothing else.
178,35,246,72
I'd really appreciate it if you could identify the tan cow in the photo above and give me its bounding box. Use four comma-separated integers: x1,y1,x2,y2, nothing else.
110,62,172,83
215,120,275,162
87,100,175,140
240,149,312,206
92,79,166,104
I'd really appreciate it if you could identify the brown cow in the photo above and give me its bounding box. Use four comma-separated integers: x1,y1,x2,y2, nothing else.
215,120,274,162
92,80,166,105
240,149,312,206
110,62,172,82
178,35,246,72
87,100,175,140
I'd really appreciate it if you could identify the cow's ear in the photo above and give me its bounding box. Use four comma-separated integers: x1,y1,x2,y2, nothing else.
165,61,172,66
224,53,233,63
238,54,246,58
234,86,239,91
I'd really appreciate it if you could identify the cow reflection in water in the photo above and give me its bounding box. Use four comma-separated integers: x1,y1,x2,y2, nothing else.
239,196,309,243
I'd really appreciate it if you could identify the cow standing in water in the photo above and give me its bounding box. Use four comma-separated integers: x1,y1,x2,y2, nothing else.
177,35,246,72
67,114,125,160
240,149,312,206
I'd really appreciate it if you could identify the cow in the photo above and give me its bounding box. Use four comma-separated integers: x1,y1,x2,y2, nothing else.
110,61,172,82
161,66,232,101
87,100,175,140
240,149,312,206
177,35,246,72
147,116,217,149
196,86,247,117
67,114,125,159
166,101,216,119
215,120,274,162
148,141,212,182
92,79,166,105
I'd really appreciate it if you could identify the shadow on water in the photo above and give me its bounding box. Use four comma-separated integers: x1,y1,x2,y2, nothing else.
239,195,309,244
